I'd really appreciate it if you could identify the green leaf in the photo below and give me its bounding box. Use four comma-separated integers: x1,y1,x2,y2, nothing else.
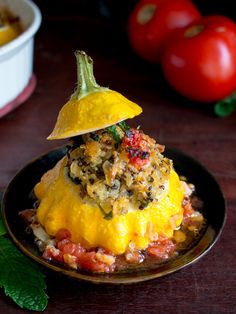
0,203,6,236
0,237,48,311
0,218,6,236
107,125,121,144
118,121,130,131
215,92,236,117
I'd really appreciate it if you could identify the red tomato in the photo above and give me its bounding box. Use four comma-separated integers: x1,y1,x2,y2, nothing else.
55,228,71,241
128,0,201,63
57,239,85,256
161,15,236,102
77,252,114,273
148,238,176,260
122,128,150,168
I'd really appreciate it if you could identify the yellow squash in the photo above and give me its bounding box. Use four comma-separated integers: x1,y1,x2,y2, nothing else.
35,158,184,255
48,51,142,140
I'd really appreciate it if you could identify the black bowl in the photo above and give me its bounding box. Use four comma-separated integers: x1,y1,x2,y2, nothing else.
1,147,226,284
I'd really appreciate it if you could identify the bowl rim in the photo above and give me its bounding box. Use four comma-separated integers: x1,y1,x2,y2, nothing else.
0,0,42,57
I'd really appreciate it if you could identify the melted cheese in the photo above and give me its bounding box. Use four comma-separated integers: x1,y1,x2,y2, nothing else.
35,158,184,254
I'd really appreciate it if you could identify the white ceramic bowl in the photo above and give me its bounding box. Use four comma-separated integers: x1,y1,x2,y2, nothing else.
0,0,41,111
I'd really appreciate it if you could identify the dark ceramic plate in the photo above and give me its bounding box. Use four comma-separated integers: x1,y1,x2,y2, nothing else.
2,147,226,284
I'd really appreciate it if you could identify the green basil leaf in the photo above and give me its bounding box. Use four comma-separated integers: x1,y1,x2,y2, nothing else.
0,237,48,311
215,92,236,117
0,218,6,236
118,121,130,131
107,125,121,144
0,203,6,236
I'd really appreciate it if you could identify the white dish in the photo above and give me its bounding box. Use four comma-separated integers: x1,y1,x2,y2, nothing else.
0,0,41,109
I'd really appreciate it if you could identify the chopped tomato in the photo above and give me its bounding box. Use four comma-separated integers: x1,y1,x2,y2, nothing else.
18,208,36,223
122,129,143,147
57,239,85,256
122,128,151,168
77,252,114,273
43,246,63,263
156,143,165,153
56,228,71,241
148,238,176,260
59,241,77,255
45,237,115,272
182,197,194,224
130,156,149,168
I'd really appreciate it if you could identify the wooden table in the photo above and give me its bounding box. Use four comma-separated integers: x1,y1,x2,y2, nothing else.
0,4,235,313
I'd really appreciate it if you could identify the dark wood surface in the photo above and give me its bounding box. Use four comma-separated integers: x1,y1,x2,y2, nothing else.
0,4,236,313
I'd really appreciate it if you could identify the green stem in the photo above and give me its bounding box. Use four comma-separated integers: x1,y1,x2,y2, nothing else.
72,51,108,100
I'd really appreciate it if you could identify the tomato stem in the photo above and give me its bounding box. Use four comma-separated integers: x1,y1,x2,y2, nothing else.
185,25,204,38
137,4,156,25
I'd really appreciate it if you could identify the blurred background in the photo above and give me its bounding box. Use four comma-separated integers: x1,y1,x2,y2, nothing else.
32,0,236,60
33,0,236,22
